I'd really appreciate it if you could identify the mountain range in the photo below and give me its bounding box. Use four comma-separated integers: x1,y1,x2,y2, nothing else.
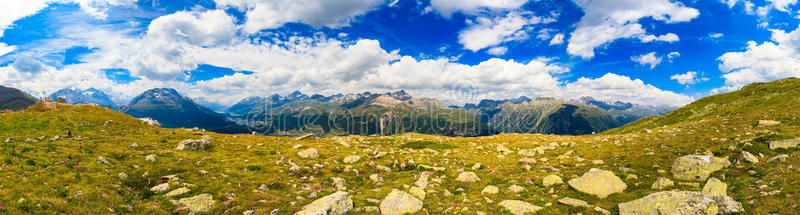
48,88,116,107
0,85,39,111
0,85,675,136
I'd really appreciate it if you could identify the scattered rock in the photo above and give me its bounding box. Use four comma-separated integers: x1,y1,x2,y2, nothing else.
542,175,563,187
295,134,314,141
481,185,499,194
414,172,430,189
295,191,353,215
594,206,611,215
298,148,319,159
567,168,626,198
651,177,674,190
472,163,483,170
176,193,216,214
558,197,590,207
671,155,730,181
518,158,536,165
618,191,718,215
591,159,605,165
145,154,157,162
126,142,139,149
758,120,781,127
175,139,213,151
508,185,524,193
165,187,191,197
710,195,744,214
342,155,361,164
379,189,422,215
456,172,480,182
331,177,347,191
497,200,542,215
769,137,800,150
741,151,759,164
151,183,170,193
701,178,727,197
118,172,128,179
97,156,110,165
767,154,788,163
409,187,426,200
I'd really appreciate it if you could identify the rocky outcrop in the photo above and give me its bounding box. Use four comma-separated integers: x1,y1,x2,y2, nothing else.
651,177,674,190
671,155,730,181
298,148,319,159
176,139,213,151
769,137,800,150
543,175,563,187
455,171,480,182
568,168,626,198
295,191,353,215
379,190,422,215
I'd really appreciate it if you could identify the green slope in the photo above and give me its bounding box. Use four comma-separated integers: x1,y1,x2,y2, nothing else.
605,77,800,134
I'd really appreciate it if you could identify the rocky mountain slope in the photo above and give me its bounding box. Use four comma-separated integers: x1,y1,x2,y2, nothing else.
48,87,115,107
124,88,235,131
0,85,38,111
0,78,798,214
464,97,622,135
577,97,675,124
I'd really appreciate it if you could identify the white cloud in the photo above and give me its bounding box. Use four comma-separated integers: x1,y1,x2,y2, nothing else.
487,46,508,55
0,0,137,36
564,73,693,106
0,43,16,56
667,51,680,60
549,33,564,46
428,0,528,18
670,71,709,85
715,25,800,93
214,0,382,33
709,32,724,38
457,12,548,52
631,52,662,69
722,0,797,18
567,0,699,59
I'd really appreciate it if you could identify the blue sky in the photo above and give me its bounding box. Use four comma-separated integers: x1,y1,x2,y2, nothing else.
1,0,799,107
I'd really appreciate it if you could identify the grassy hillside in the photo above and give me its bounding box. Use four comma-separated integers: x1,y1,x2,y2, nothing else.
606,77,800,134
0,78,799,214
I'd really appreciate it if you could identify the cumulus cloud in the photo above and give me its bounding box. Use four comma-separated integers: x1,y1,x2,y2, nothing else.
214,0,382,33
567,0,698,59
722,0,796,18
549,33,564,46
715,25,800,93
631,52,663,69
0,43,16,56
487,46,508,55
564,73,693,105
428,0,528,18
670,71,709,85
458,12,552,52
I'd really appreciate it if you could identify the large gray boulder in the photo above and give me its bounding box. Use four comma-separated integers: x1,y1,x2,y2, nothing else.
379,189,422,215
295,191,353,215
567,168,626,198
618,191,718,215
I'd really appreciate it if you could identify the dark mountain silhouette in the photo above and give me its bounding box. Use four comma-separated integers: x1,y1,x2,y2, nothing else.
0,85,38,111
124,88,235,130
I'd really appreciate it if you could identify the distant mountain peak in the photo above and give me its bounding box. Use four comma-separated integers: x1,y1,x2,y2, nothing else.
49,87,115,107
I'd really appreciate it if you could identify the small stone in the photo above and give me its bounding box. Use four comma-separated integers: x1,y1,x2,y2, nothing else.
151,183,170,193
118,172,128,180
415,172,430,189
343,155,361,164
165,187,191,197
518,158,536,165
702,178,727,197
508,185,524,193
767,154,788,163
243,210,255,215
671,155,730,181
409,187,426,200
769,137,800,150
497,200,542,215
97,156,110,165
295,191,353,215
472,163,483,170
126,142,139,149
145,154,157,162
379,189,423,215
481,185,499,194
591,160,605,165
542,175,563,187
594,206,611,215
741,151,759,164
331,177,347,191
176,194,216,214
758,120,781,127
651,177,674,190
558,197,590,207
456,172,480,182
